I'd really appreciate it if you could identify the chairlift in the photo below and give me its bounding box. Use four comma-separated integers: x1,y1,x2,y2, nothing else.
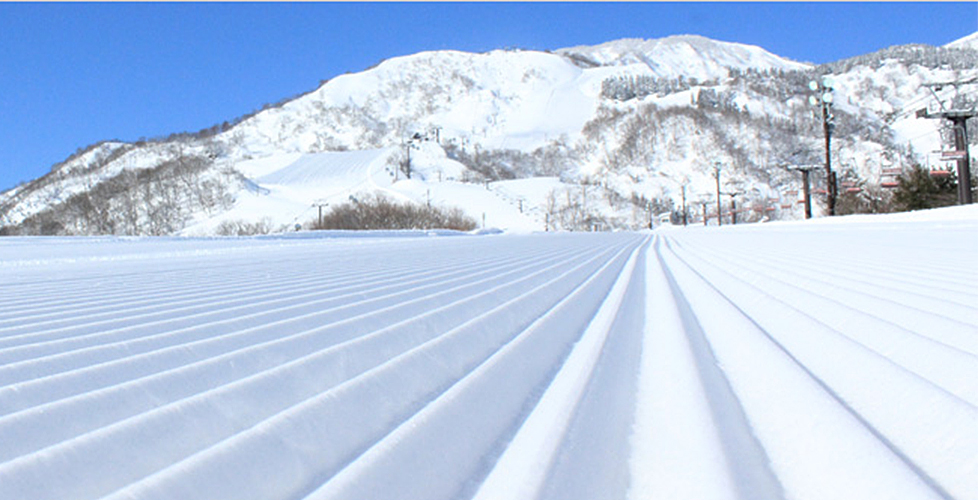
929,169,952,178
881,181,899,189
845,187,863,194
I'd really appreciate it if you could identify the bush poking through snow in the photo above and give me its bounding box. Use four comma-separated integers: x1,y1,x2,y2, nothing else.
215,218,274,236
310,194,477,231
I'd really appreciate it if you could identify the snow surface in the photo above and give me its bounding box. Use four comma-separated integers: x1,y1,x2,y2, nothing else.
0,206,976,500
946,32,978,51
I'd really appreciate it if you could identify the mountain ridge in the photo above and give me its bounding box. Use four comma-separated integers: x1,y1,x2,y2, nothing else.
2,32,975,235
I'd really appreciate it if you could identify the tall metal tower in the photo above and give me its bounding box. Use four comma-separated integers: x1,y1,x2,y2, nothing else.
916,78,976,205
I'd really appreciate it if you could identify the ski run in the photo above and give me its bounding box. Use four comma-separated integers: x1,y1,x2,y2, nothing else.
0,206,975,500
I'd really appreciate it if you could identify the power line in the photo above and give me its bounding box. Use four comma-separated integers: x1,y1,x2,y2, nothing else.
890,88,975,122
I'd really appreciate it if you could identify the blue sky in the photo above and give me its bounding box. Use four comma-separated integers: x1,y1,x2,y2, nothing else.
1,2,975,192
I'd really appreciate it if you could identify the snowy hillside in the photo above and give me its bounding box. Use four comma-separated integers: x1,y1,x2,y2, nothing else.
557,35,810,77
1,33,976,236
0,205,975,499
946,32,978,51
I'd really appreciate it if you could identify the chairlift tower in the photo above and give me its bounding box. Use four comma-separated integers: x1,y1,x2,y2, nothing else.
916,79,976,205
785,164,820,219
720,190,743,225
713,162,723,226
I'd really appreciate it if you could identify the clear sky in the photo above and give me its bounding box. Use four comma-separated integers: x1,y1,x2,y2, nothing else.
1,2,975,192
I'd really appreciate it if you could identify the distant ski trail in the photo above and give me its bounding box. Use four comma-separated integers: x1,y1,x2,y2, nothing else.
0,214,975,500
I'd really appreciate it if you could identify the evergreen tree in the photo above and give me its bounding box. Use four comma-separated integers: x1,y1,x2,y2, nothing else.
892,165,957,211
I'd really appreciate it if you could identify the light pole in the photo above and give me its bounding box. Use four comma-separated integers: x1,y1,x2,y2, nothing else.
809,76,838,215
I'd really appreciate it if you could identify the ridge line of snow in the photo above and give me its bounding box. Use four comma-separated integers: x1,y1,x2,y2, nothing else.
470,235,648,500
660,234,974,500
90,238,636,500
301,238,641,499
654,237,786,500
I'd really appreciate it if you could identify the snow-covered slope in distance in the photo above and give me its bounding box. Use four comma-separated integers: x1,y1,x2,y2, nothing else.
946,32,978,51
179,143,547,235
229,49,597,158
557,35,811,77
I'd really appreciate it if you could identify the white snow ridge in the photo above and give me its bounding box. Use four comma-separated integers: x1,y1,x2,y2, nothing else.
0,205,975,500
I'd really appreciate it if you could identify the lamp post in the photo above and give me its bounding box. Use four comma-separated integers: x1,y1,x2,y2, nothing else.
809,76,838,216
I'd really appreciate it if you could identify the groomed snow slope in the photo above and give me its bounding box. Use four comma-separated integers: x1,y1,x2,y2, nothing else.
181,146,545,235
0,207,975,500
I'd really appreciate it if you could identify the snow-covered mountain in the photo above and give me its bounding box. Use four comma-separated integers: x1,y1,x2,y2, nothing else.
557,35,810,77
2,34,975,236
946,31,978,51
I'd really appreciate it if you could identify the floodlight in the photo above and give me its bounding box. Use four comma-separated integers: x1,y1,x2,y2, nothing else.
809,96,818,106
822,92,833,104
809,81,818,91
822,76,835,88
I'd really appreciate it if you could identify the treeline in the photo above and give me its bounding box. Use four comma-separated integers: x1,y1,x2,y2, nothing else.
600,75,720,102
310,194,476,231
444,139,578,182
3,155,239,236
818,43,978,73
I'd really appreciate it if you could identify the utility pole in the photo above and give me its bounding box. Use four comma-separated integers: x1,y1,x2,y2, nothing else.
809,77,838,215
917,79,976,205
714,162,723,226
701,202,708,226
